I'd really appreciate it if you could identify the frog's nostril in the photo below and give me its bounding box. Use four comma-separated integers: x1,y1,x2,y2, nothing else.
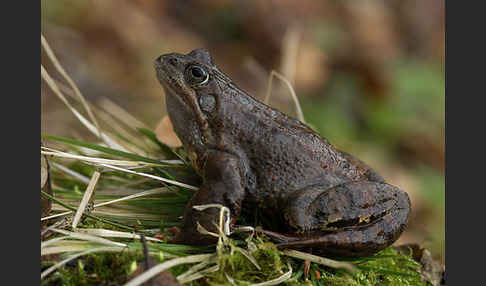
168,58,178,67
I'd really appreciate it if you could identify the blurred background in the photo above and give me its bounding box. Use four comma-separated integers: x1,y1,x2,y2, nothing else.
41,0,445,263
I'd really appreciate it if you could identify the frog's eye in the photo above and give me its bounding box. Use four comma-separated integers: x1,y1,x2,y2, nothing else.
185,65,209,86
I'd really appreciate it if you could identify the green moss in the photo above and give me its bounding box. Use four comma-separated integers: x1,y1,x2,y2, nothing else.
191,242,426,286
316,247,427,286
42,227,428,286
41,252,145,286
200,239,290,285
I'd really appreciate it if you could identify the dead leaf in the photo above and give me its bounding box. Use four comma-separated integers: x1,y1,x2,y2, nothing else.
155,116,182,148
394,244,445,286
295,41,329,90
41,153,49,189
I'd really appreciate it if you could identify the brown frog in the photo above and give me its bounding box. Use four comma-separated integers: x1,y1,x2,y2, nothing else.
154,49,410,257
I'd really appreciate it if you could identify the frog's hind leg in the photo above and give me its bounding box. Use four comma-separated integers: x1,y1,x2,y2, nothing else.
279,181,410,257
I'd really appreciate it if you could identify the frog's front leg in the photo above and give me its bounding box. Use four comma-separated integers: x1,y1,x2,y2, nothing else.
171,150,246,245
276,181,410,257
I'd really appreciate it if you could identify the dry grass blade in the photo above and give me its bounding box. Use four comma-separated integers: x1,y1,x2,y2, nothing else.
264,70,305,123
49,228,127,248
282,249,357,273
76,228,163,243
51,162,91,184
97,163,199,191
123,254,213,286
41,236,71,249
41,34,101,138
41,149,153,167
280,25,300,86
72,171,100,229
98,97,150,130
232,246,261,270
42,245,91,256
193,204,231,260
176,256,218,282
94,187,169,207
192,204,231,237
178,265,220,284
53,79,153,156
41,65,128,152
94,109,153,155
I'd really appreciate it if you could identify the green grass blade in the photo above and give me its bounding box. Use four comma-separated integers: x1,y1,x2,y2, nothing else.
137,127,189,164
42,134,175,165
137,128,176,157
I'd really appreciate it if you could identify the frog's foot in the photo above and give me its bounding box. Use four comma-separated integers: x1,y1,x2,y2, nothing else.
171,151,245,246
281,181,411,257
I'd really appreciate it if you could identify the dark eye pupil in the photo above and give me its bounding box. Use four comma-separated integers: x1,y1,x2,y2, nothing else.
191,67,204,78
185,65,208,86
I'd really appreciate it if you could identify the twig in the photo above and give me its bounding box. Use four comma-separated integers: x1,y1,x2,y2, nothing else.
72,171,100,229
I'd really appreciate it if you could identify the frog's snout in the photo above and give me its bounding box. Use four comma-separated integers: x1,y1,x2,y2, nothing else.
154,53,183,69
154,55,163,66
154,54,169,69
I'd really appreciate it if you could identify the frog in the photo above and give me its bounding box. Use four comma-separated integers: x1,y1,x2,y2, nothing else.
154,49,410,257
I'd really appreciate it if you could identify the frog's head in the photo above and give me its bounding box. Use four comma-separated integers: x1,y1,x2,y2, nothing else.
154,49,228,162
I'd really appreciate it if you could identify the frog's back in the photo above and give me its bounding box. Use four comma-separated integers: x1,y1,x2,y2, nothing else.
216,86,368,201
